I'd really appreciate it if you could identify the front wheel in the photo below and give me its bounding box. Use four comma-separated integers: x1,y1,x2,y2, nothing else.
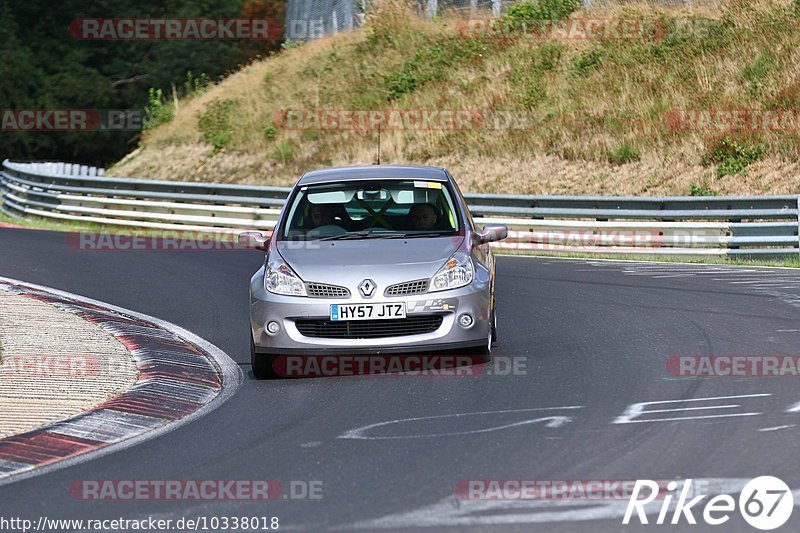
251,334,276,379
466,323,492,362
490,304,497,343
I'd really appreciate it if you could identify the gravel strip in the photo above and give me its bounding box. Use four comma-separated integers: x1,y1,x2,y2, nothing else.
0,290,139,438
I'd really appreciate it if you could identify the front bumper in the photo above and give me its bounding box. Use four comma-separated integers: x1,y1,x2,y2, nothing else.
249,266,491,355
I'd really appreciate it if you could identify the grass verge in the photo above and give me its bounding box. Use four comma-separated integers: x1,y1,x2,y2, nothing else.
107,0,800,197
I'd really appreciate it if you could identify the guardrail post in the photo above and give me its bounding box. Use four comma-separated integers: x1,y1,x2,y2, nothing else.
797,197,800,258
426,0,437,18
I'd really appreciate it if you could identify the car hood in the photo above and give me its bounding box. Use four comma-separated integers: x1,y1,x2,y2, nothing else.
277,236,464,289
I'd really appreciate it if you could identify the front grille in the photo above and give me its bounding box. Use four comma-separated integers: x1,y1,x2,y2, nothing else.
385,279,428,296
306,282,350,298
295,315,443,339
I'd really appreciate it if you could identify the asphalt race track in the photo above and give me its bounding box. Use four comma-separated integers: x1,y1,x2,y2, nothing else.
2,226,800,532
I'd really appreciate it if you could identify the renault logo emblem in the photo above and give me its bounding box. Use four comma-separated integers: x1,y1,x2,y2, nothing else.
359,279,376,298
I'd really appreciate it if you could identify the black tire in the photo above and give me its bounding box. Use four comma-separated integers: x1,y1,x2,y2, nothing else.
467,344,491,364
473,347,491,360
481,309,494,361
490,304,497,343
251,334,277,379
466,326,492,362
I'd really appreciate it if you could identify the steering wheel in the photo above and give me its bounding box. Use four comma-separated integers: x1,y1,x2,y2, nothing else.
306,224,347,238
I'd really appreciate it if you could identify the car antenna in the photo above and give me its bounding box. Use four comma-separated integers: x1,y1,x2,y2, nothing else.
375,123,381,165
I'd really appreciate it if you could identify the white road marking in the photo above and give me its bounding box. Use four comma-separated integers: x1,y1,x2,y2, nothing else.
338,406,582,440
730,280,800,285
613,394,770,424
758,425,795,432
614,412,762,424
638,405,741,415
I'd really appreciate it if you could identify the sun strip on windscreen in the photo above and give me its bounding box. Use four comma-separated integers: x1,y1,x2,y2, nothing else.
413,180,442,189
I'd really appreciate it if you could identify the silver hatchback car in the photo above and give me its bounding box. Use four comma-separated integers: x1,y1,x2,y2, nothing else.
240,165,507,378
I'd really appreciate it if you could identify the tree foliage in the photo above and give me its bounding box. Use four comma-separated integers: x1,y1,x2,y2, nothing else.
0,0,283,166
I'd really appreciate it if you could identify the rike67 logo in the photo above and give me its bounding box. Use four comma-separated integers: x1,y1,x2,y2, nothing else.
624,476,793,530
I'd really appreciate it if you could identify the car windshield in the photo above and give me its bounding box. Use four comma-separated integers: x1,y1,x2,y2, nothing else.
281,179,460,240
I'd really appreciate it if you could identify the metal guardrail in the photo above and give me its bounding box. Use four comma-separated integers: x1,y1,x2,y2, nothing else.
1,159,798,258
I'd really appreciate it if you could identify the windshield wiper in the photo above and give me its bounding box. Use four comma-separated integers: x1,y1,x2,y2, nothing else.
319,231,450,241
318,231,396,241
383,232,450,239
318,231,370,241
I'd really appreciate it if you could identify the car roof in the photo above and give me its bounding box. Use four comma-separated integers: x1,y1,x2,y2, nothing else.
297,165,450,186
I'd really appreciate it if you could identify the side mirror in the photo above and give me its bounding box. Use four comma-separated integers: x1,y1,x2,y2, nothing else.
238,231,269,250
477,224,508,245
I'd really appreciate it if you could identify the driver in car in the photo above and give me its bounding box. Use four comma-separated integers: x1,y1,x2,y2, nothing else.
310,204,336,227
408,203,438,231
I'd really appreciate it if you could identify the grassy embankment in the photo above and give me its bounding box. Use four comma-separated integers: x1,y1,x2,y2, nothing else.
110,0,800,196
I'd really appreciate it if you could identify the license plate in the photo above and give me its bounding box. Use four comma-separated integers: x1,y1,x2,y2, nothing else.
330,303,406,321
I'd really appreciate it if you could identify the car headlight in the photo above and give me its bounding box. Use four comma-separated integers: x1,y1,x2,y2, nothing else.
429,252,474,292
265,253,307,296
